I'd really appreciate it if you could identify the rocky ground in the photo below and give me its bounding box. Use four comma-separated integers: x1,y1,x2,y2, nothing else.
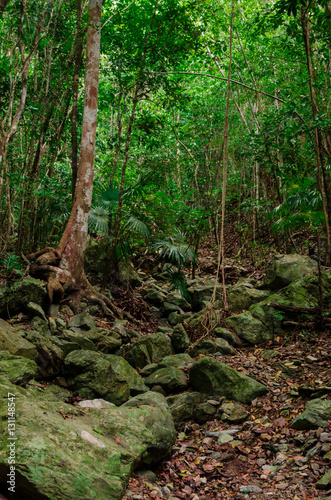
0,252,330,500
122,330,331,500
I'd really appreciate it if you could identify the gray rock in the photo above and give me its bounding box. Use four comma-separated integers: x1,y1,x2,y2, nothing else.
189,356,268,404
260,349,281,360
291,399,331,430
189,280,223,311
217,433,233,444
188,337,236,357
77,399,116,409
219,402,249,423
123,332,174,369
239,485,263,493
63,350,148,405
263,254,318,289
25,329,65,378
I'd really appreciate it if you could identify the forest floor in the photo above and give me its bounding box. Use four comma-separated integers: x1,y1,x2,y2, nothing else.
123,330,330,500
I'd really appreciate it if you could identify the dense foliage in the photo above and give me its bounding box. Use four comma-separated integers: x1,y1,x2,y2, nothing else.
0,0,330,270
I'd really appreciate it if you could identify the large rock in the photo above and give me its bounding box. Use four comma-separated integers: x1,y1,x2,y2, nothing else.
155,353,193,370
166,392,205,422
118,260,142,288
68,312,96,331
123,332,174,369
227,281,270,312
0,277,47,318
226,312,272,345
63,350,148,405
0,352,37,386
263,254,317,289
25,329,65,378
291,399,331,430
0,380,176,499
0,319,37,359
171,323,190,352
188,337,235,357
189,356,268,404
188,280,223,311
144,366,188,393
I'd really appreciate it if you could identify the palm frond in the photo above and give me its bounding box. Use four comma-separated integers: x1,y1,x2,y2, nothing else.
152,229,197,267
89,206,109,235
166,268,191,301
125,215,150,238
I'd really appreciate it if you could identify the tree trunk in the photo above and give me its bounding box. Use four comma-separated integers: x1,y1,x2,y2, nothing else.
28,0,103,303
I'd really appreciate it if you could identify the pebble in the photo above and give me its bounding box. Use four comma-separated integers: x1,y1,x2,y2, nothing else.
239,485,263,493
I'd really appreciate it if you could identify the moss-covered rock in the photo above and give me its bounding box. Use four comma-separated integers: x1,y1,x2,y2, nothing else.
155,353,193,370
0,380,176,499
0,278,47,318
291,399,331,430
263,254,317,289
214,327,242,347
63,350,148,405
0,352,37,386
0,319,37,359
188,280,223,311
123,332,174,369
25,329,65,379
144,366,188,393
227,282,270,312
226,312,272,345
189,356,268,404
166,392,205,422
188,337,235,357
171,323,190,352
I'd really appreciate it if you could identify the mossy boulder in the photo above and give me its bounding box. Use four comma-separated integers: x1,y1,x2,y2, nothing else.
0,352,37,386
0,379,176,499
63,350,148,405
171,323,190,352
227,282,270,312
188,337,235,357
155,353,193,370
214,327,242,347
226,312,272,345
144,366,188,393
25,329,65,379
166,392,206,422
123,332,174,369
263,254,317,290
0,318,37,359
189,356,268,404
0,278,47,318
188,280,223,311
291,399,331,430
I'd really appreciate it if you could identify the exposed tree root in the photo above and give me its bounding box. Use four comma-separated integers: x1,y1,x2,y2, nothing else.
26,246,136,321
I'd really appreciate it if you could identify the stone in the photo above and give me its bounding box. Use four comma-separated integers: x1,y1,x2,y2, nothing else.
171,323,190,352
145,286,167,306
316,469,331,490
0,380,176,499
61,330,96,351
155,353,193,370
123,332,174,369
188,337,236,357
226,311,272,345
63,350,148,405
227,282,270,312
77,399,116,409
166,392,205,422
25,301,47,321
291,399,331,430
220,402,249,423
0,277,47,318
68,312,95,331
56,317,66,331
25,329,65,378
139,363,158,377
162,301,181,314
0,352,37,386
217,433,233,444
0,318,37,359
188,280,223,311
260,349,281,360
189,357,268,404
214,327,242,347
166,291,191,310
118,260,142,288
263,254,318,289
239,485,263,494
145,366,188,393
193,402,217,424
